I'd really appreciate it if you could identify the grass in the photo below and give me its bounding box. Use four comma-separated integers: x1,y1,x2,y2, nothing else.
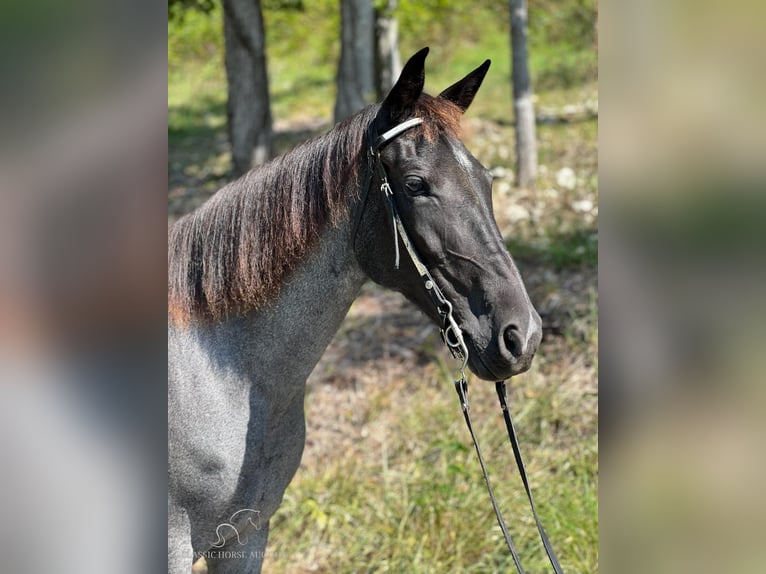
264,336,598,573
258,289,599,573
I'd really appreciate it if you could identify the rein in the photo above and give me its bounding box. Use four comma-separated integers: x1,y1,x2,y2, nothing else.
357,117,564,573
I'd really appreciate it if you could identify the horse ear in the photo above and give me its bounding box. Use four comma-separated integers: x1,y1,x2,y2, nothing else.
439,59,491,113
376,47,429,128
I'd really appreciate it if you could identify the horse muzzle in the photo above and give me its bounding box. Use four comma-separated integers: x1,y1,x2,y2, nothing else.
463,306,543,380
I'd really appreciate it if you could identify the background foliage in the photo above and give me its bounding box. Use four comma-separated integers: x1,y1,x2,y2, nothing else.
169,0,597,118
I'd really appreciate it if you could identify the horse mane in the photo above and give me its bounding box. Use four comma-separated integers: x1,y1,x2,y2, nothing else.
168,94,462,325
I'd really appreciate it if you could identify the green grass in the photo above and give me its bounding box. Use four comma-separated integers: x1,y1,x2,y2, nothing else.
265,355,597,573
260,292,599,573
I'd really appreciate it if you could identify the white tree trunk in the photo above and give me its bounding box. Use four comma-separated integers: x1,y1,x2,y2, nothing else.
334,0,376,123
223,0,273,176
375,0,401,98
510,0,538,188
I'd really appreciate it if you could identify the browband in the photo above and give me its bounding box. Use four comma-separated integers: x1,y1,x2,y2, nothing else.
370,117,424,154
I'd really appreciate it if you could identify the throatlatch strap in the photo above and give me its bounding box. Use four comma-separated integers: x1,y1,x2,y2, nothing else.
367,117,424,272
495,381,564,574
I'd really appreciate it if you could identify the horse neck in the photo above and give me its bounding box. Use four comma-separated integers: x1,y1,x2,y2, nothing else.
201,211,367,397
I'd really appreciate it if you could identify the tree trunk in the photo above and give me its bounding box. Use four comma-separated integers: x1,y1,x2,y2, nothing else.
223,0,273,177
334,0,376,123
509,0,537,188
374,0,401,98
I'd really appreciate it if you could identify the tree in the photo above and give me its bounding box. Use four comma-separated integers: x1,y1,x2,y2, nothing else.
223,0,273,176
374,0,401,98
334,0,376,123
509,0,537,187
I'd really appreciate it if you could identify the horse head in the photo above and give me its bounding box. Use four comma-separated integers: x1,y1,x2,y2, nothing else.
354,48,542,381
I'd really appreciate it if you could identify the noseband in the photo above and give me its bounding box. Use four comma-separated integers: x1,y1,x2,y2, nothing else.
355,117,564,573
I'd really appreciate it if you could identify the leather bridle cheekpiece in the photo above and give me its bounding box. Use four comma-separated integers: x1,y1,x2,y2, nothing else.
358,117,565,574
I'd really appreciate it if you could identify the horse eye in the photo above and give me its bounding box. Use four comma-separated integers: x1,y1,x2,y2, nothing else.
404,176,427,195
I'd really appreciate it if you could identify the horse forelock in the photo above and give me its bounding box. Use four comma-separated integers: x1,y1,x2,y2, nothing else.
168,95,464,326
412,94,463,142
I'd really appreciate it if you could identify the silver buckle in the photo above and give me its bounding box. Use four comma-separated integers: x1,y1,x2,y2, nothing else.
440,300,469,378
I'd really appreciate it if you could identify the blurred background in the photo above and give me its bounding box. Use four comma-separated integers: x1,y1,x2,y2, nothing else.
0,0,167,572
600,0,766,571
0,0,764,572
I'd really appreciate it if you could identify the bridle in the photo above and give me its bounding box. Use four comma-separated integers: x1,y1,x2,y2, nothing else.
354,116,565,574
356,117,469,367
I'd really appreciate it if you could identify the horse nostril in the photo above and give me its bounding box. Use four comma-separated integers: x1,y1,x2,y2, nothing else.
503,325,524,360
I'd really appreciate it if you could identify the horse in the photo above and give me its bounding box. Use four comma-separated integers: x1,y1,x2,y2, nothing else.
168,47,542,573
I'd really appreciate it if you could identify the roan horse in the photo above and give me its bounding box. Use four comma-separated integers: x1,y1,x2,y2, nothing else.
168,48,542,573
